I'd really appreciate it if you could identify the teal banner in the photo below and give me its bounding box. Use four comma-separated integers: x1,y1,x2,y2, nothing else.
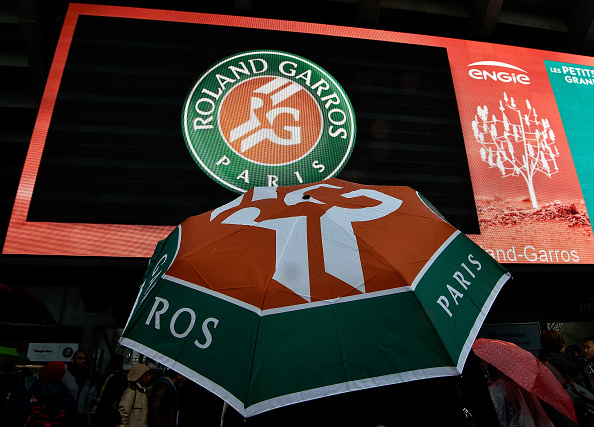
545,60,594,217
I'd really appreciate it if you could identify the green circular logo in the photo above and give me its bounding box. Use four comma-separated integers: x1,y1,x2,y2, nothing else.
182,50,356,193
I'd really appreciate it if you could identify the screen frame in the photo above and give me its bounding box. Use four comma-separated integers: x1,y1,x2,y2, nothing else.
4,3,594,261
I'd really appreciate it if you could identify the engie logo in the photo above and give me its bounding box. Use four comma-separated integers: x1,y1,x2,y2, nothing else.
468,61,530,85
182,50,356,193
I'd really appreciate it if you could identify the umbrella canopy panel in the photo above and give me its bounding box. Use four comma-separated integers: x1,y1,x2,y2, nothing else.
0,283,56,325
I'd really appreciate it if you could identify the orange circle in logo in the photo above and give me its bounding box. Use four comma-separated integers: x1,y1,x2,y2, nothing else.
219,76,323,165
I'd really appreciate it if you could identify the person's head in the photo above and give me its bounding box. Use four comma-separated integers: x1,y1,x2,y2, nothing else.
164,368,186,386
71,350,89,369
17,366,33,378
584,336,594,361
107,354,124,372
127,363,154,389
540,330,565,353
566,344,581,358
40,361,66,383
481,361,504,383
138,369,154,388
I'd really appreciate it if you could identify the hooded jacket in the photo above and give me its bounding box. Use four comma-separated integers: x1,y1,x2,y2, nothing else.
117,364,151,427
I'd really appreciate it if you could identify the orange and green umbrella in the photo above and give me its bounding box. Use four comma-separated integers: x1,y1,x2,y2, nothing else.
120,178,510,417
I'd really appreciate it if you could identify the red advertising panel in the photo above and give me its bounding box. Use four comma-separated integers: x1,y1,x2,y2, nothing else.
4,4,594,263
447,45,594,263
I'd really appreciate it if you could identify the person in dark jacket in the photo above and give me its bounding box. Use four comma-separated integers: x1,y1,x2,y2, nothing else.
62,349,91,426
584,336,594,382
20,361,76,426
177,380,225,427
148,369,185,427
540,330,594,390
90,355,128,427
540,329,594,427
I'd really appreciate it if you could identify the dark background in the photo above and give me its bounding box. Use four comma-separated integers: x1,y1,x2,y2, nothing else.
28,15,478,231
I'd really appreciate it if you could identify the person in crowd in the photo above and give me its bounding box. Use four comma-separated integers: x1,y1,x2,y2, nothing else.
483,361,554,427
568,344,583,359
1,362,35,425
177,380,225,427
148,369,185,427
584,336,594,381
460,350,501,427
19,361,76,427
62,349,91,426
540,330,594,427
540,330,593,387
90,354,127,427
24,367,39,392
118,363,154,427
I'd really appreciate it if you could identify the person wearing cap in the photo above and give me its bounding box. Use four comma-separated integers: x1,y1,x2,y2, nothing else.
19,361,76,426
117,363,154,427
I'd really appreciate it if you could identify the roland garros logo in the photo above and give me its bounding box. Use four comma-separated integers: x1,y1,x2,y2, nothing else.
182,50,356,193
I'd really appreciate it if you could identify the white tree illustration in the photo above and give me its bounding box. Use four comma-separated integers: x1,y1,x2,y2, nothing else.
471,92,560,208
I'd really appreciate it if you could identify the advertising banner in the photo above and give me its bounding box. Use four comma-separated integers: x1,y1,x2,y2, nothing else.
478,323,542,355
3,4,594,264
447,48,594,263
27,343,79,362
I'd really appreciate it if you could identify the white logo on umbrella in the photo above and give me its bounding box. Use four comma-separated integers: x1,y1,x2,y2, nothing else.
211,183,402,301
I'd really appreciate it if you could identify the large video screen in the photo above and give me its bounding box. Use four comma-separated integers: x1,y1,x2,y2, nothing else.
3,4,594,264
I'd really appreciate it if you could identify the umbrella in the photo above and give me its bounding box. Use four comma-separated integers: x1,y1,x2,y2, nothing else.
0,283,57,325
120,178,510,417
0,345,30,365
473,338,577,423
